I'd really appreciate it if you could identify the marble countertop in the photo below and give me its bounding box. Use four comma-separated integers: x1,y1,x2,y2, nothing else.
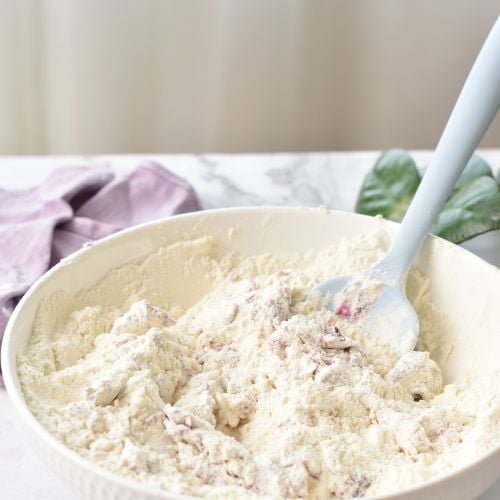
1,152,499,499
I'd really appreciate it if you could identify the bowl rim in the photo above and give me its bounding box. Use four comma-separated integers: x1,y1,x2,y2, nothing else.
2,206,499,499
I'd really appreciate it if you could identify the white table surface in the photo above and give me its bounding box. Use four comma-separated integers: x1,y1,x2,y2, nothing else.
1,152,499,500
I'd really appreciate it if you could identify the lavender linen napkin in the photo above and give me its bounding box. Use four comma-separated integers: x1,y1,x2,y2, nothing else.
0,162,199,373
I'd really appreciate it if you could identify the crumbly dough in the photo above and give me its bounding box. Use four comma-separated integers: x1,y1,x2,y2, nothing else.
18,232,500,499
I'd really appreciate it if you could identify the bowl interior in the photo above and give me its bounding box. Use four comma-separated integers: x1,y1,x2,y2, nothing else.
2,207,500,500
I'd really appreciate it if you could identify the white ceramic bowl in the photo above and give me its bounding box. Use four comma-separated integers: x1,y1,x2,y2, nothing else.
2,207,500,500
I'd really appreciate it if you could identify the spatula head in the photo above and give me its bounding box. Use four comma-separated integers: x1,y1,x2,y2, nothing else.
313,274,419,356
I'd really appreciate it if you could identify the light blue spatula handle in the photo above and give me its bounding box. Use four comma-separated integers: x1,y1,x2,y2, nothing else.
380,16,500,278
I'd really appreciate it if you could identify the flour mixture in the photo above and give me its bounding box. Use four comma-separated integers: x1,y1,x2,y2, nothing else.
18,231,500,498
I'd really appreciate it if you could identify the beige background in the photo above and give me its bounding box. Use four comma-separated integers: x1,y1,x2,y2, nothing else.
0,0,499,154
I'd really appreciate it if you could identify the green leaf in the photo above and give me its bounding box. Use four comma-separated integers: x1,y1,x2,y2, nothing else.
452,154,493,195
355,149,421,221
356,150,500,244
433,176,500,243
